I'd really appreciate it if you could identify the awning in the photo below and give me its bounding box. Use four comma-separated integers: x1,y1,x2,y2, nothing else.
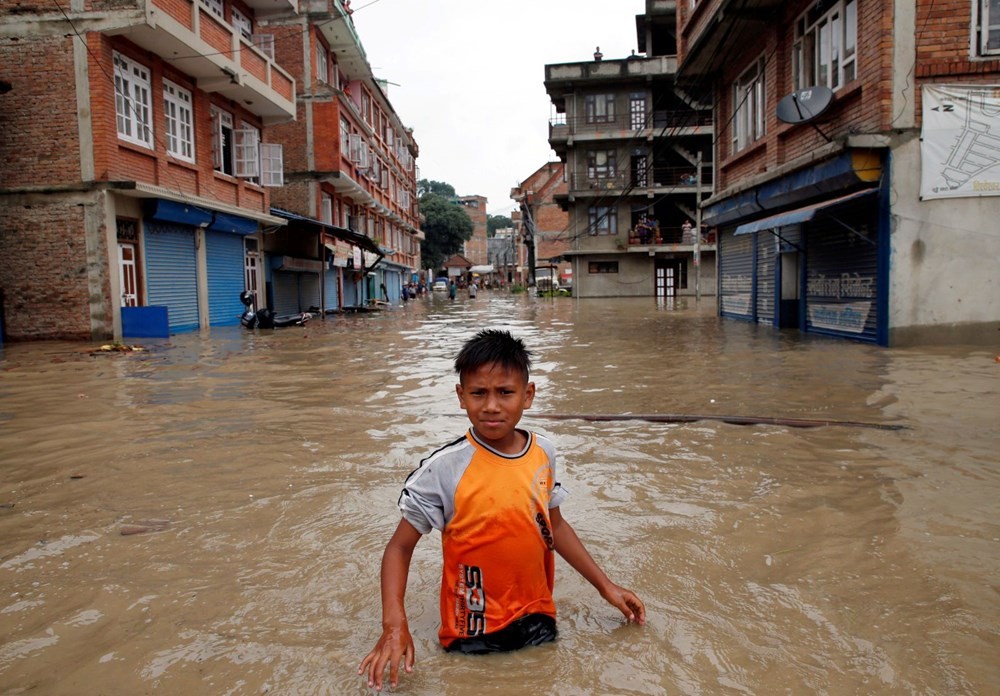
146,199,213,227
734,189,877,236
209,211,259,235
270,208,383,256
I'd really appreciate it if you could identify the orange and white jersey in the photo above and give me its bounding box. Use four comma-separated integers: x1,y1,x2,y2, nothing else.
398,428,567,647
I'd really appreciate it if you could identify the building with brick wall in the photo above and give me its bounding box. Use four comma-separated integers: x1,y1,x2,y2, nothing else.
457,195,489,267
262,0,422,310
544,1,718,301
511,162,572,288
0,0,298,340
679,0,1000,345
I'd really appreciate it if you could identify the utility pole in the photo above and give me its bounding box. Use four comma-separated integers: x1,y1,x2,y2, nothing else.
694,150,703,302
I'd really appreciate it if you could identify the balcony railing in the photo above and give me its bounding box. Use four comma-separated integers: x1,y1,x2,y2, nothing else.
625,225,718,248
567,166,713,193
107,0,295,123
549,109,712,142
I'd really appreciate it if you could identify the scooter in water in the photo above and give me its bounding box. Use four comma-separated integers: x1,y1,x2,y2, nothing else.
240,291,312,329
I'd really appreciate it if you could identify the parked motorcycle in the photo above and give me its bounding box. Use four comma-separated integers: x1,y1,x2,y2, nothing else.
240,291,312,329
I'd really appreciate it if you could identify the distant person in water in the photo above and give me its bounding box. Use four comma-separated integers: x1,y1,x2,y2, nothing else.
448,280,457,301
358,329,645,691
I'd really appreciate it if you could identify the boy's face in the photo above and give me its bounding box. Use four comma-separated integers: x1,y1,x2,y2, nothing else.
456,362,535,454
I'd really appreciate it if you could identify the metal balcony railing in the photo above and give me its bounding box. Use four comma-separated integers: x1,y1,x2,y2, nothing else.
549,109,712,140
567,166,713,193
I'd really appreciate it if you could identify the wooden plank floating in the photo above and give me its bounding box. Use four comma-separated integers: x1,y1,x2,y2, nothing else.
531,413,908,431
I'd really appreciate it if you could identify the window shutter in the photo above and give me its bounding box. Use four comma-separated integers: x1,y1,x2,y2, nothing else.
349,133,361,163
234,128,260,178
260,143,283,187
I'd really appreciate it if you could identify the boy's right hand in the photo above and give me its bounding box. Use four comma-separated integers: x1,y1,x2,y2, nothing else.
358,623,415,691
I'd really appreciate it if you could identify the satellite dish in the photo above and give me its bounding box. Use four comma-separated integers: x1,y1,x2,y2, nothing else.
776,86,834,124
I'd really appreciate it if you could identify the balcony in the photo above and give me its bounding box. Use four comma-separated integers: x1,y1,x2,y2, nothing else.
624,224,717,251
549,109,712,152
108,0,295,123
303,0,372,81
679,0,783,80
565,166,713,197
545,56,677,111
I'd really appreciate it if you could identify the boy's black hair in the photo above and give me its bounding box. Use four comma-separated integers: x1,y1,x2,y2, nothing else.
454,329,532,383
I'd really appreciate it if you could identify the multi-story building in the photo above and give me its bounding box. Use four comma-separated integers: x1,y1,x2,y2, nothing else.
457,195,489,267
543,1,717,301
511,162,571,288
263,0,422,309
0,0,297,340
679,0,1000,345
489,227,527,288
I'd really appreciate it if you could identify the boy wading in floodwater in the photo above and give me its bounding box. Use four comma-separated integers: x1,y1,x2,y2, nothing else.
358,329,645,690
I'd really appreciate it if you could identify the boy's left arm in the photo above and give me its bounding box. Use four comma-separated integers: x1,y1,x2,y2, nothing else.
549,506,646,625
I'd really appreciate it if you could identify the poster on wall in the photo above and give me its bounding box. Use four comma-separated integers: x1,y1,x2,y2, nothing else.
920,84,1000,199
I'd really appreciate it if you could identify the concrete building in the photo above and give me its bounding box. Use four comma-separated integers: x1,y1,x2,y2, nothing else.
457,194,489,267
679,0,1000,345
543,2,717,301
511,162,572,288
489,227,527,288
0,0,297,340
263,0,422,309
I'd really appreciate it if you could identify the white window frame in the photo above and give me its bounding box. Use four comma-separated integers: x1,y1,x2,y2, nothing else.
163,79,195,162
113,52,153,149
733,56,766,153
235,122,261,179
231,7,252,40
977,0,1000,56
260,142,284,187
316,43,329,84
321,193,333,224
203,0,223,19
793,0,857,91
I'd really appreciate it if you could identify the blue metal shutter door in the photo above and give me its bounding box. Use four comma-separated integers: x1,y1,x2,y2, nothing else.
145,222,199,333
206,231,246,326
272,271,300,315
324,268,340,310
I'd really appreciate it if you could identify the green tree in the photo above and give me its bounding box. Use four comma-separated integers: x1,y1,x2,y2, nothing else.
420,193,473,271
418,179,456,199
487,214,513,238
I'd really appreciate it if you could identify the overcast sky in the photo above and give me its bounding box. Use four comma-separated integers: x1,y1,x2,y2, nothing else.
353,0,646,216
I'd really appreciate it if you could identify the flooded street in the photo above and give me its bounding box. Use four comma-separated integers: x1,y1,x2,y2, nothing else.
0,293,997,695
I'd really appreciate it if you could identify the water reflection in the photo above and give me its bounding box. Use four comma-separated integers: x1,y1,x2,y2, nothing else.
0,294,996,694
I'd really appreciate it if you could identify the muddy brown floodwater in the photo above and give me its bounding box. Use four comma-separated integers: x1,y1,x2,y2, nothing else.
0,294,997,695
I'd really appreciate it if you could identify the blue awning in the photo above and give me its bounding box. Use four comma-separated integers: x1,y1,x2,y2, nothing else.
146,199,213,227
209,212,258,235
733,189,877,236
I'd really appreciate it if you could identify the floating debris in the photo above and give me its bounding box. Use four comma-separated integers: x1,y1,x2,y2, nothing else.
120,519,171,536
89,343,145,355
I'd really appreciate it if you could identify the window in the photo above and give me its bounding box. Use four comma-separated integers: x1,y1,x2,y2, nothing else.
163,80,194,162
321,193,333,224
793,0,857,90
113,52,153,148
629,92,647,130
316,43,329,84
203,0,223,18
340,117,351,157
978,0,1000,55
588,261,619,273
584,93,615,124
212,109,282,185
586,150,617,179
231,7,252,40
588,206,617,236
733,57,766,153
211,106,235,174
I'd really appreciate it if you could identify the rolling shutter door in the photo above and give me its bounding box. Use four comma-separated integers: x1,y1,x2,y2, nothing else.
206,231,246,327
755,230,775,325
271,271,300,316
145,222,199,333
299,273,320,312
324,268,340,310
718,227,754,319
805,213,880,342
